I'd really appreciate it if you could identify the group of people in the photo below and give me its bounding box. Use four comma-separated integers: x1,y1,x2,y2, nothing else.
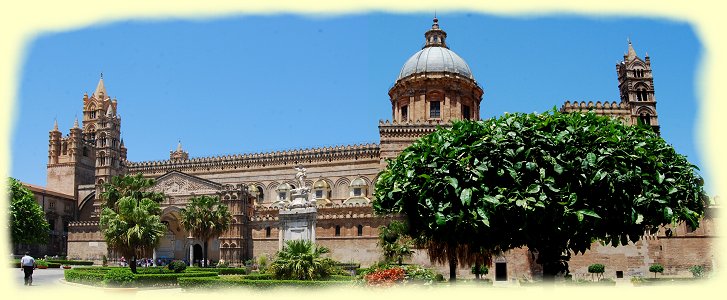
118,256,174,267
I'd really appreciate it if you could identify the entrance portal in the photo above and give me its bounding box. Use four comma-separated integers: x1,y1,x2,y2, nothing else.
193,244,203,267
495,262,507,281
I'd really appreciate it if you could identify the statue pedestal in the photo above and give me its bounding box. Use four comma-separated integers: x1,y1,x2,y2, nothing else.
278,202,317,250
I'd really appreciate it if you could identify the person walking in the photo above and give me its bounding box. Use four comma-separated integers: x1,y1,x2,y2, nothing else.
20,252,36,286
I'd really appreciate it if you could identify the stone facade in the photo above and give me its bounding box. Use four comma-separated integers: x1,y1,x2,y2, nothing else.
32,18,713,280
17,183,76,256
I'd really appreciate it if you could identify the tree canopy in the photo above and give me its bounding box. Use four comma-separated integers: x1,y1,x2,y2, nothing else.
8,177,50,248
180,195,231,267
374,110,706,279
99,174,166,273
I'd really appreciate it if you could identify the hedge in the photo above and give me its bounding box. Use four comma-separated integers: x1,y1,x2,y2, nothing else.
47,259,94,266
64,267,218,287
187,267,248,275
178,277,355,290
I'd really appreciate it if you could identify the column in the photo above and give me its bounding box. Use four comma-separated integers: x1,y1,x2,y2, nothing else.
152,248,157,267
278,224,284,251
188,235,194,267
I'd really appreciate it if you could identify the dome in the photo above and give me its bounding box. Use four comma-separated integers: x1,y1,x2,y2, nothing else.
397,47,473,81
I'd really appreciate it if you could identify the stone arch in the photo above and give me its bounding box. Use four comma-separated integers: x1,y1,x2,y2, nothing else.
266,181,280,203
636,106,655,116
333,177,351,199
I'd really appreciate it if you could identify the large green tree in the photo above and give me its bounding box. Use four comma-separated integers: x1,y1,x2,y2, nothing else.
99,174,166,273
8,177,50,251
180,195,231,267
374,110,706,281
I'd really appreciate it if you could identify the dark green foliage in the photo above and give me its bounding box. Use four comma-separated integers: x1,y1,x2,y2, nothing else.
177,276,353,290
99,174,167,274
374,110,706,279
64,268,106,286
689,265,705,278
8,177,50,246
103,268,135,287
46,259,94,265
378,220,415,265
64,267,218,287
270,239,339,280
180,195,231,268
471,264,489,276
187,267,248,275
588,263,605,281
240,273,273,280
168,260,187,273
650,263,664,278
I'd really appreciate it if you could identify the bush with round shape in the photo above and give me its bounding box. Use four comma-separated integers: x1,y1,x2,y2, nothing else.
649,264,664,278
168,260,187,273
103,268,135,287
588,263,605,281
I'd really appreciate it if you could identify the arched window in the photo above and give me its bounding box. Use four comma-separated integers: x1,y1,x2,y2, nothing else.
357,225,363,236
430,101,441,119
335,225,341,237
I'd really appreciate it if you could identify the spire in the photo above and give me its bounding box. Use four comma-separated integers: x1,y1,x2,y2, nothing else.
423,16,448,49
177,140,183,152
53,119,59,131
73,116,79,129
120,138,125,147
626,38,638,61
106,104,115,117
93,73,107,98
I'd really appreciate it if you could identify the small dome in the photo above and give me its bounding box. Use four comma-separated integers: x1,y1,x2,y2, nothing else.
313,179,330,189
276,183,292,192
350,177,367,187
397,47,474,81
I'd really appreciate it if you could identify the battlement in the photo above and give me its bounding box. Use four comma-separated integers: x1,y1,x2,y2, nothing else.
560,100,628,111
127,143,381,173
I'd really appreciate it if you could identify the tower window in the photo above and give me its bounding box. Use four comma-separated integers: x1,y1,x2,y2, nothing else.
353,188,362,197
401,105,408,121
315,190,323,199
265,226,271,238
278,192,286,201
335,225,341,237
90,111,96,119
357,225,363,236
462,105,471,120
430,101,441,118
639,114,652,126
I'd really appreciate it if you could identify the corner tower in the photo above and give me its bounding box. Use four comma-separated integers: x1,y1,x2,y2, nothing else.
616,40,659,134
380,18,484,159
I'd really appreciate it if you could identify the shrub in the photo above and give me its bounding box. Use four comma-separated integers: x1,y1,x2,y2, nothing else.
177,277,353,290
434,274,445,282
103,268,135,287
271,239,338,280
403,265,436,283
689,265,705,278
36,259,48,267
649,264,664,278
471,265,489,276
588,264,606,281
47,259,94,265
65,268,106,285
168,260,187,273
102,255,108,267
134,271,217,287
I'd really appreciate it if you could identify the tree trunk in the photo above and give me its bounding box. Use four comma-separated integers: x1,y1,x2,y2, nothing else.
203,240,208,268
448,245,457,282
130,255,137,274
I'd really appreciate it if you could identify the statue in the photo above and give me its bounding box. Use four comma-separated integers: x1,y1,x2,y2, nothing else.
295,165,307,189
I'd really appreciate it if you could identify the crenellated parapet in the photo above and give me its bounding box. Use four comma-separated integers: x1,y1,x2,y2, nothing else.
560,100,631,121
127,143,380,174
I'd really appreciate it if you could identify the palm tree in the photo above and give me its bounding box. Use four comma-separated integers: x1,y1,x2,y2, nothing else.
99,174,167,274
180,195,231,267
271,239,336,280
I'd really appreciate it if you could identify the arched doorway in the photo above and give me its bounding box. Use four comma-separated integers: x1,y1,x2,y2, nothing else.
495,256,507,282
193,244,203,267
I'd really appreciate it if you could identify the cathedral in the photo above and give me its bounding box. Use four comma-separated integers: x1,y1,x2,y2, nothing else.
38,18,714,280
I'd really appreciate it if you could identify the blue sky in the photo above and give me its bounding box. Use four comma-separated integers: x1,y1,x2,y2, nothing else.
11,13,705,191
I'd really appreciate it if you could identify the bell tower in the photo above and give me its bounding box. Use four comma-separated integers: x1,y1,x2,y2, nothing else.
82,74,128,217
616,40,660,134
